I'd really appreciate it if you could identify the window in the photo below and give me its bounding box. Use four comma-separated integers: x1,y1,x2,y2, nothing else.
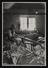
28,18,36,31
20,17,27,31
20,16,36,31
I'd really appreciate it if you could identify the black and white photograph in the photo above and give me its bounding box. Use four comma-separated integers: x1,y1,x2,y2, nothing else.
2,2,46,66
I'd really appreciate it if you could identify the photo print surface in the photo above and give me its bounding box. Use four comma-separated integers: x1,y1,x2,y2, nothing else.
2,2,46,66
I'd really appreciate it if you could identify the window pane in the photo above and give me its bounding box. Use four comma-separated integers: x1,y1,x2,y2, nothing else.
20,17,27,31
28,18,36,31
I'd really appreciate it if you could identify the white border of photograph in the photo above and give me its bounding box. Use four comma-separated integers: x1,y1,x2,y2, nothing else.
2,2,46,66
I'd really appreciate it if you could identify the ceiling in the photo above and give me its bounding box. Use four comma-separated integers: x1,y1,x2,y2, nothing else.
3,3,45,15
